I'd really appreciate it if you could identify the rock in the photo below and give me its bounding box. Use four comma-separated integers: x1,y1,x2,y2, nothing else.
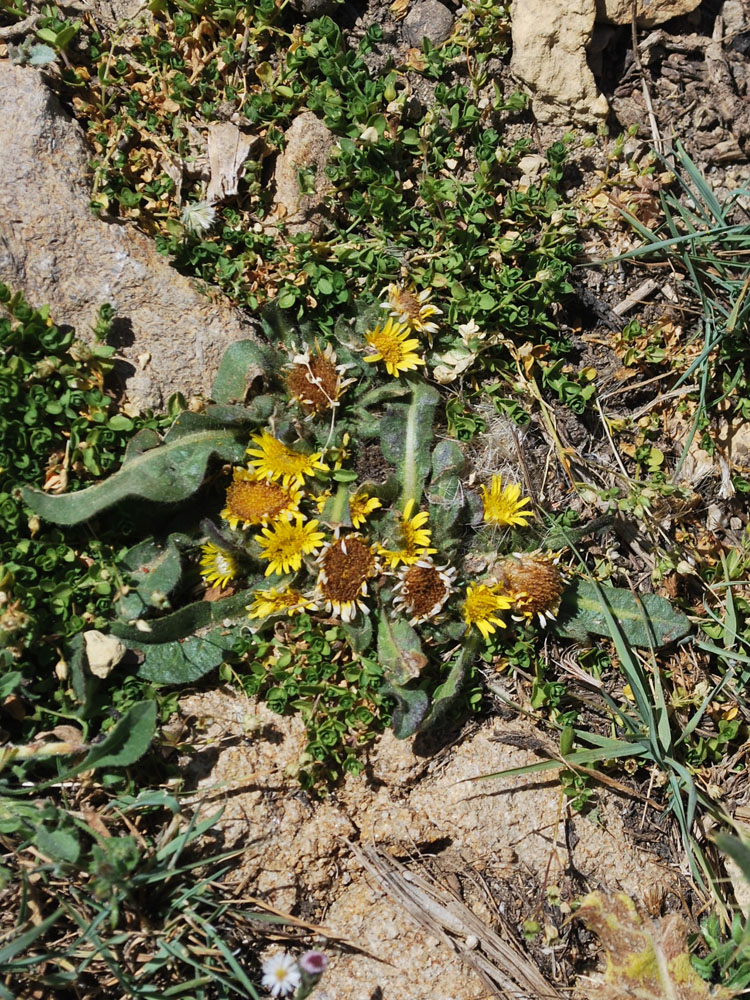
205,122,259,204
0,63,255,410
287,0,337,15
403,0,454,47
510,0,609,125
595,0,704,27
270,112,335,237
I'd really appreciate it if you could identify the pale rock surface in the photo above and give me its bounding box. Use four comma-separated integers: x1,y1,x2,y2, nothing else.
595,0,704,26
403,0,455,47
180,687,682,1000
510,0,609,125
0,63,255,410
269,112,335,237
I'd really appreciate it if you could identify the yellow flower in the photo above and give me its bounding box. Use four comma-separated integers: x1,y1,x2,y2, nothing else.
381,283,442,337
350,492,382,528
247,586,318,619
247,430,329,487
199,542,241,590
221,468,301,529
492,551,566,627
286,343,356,415
316,533,378,622
256,515,326,576
480,475,533,527
364,318,425,378
393,557,456,626
462,583,513,639
378,499,437,569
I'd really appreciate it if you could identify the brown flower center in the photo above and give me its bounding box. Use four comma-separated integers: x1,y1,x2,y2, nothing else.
400,564,448,619
287,354,340,414
498,556,564,615
319,536,376,602
225,479,291,524
393,289,421,320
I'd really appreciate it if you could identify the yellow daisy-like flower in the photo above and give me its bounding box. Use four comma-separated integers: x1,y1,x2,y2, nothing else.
200,542,241,590
316,532,379,622
221,467,301,530
247,586,318,620
256,515,326,577
286,343,356,415
364,318,425,378
462,583,513,640
492,551,566,627
393,557,456,626
247,430,329,487
350,492,382,529
381,283,442,337
378,499,437,569
480,475,534,528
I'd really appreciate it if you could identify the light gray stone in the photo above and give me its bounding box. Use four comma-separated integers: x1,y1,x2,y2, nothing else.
269,112,335,237
595,0,704,27
0,63,256,410
510,0,609,125
403,0,454,47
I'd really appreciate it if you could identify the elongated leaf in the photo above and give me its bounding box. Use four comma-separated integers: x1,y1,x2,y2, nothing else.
34,825,81,864
341,615,373,654
427,440,468,551
211,339,280,403
77,700,157,771
380,380,440,508
116,534,192,619
385,683,430,740
417,633,479,734
553,580,690,647
23,420,248,525
0,908,64,964
377,613,426,686
113,586,261,644
137,629,236,685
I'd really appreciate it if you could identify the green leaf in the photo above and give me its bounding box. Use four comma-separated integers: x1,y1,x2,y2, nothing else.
137,629,235,685
552,580,690,648
377,613,427,686
380,380,440,508
341,615,373,654
211,340,280,404
0,908,64,965
77,700,157,771
427,439,468,550
385,682,430,740
116,534,191,619
113,587,261,645
34,826,81,864
23,416,248,525
418,634,480,734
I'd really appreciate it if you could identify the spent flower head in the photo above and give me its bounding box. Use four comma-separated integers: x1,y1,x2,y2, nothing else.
393,557,456,625
364,318,424,378
316,532,378,622
381,283,442,337
287,343,355,415
261,952,301,998
492,551,566,626
181,199,216,235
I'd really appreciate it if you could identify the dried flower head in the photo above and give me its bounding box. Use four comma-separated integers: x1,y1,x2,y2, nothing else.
480,474,533,528
462,582,513,639
492,551,565,626
181,199,216,235
247,586,318,619
316,532,378,621
199,542,240,590
286,343,355,415
221,468,301,529
393,557,456,625
364,318,425,378
379,499,437,569
256,515,326,577
247,430,329,487
381,283,442,337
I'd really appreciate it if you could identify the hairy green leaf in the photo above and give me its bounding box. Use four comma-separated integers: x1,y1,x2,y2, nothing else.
77,700,157,771
553,580,690,647
211,339,280,404
380,380,440,508
377,613,427,686
137,629,236,685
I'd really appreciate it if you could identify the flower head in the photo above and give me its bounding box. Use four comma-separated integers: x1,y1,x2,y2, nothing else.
221,468,301,530
286,343,355,415
199,542,241,590
378,499,437,569
247,430,329,487
393,557,456,625
462,582,513,639
256,515,326,576
261,952,301,998
492,551,565,626
299,951,329,976
480,475,533,528
381,283,442,337
349,491,382,528
181,199,216,235
316,532,378,622
247,586,318,620
364,318,424,378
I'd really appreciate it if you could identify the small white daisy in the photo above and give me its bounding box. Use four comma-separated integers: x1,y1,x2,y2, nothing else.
261,952,301,997
181,199,216,235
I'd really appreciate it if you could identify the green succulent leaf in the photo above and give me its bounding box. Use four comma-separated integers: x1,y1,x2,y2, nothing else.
377,612,427,686
23,415,248,525
553,580,691,647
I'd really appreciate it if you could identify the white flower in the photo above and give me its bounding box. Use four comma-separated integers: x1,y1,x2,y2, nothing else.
181,199,216,235
359,125,380,143
261,952,301,997
457,318,484,344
